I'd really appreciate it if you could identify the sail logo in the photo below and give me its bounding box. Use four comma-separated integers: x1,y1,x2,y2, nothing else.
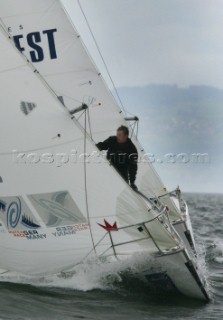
0,196,41,230
13,29,58,63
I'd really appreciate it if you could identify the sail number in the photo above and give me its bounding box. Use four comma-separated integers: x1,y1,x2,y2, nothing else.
13,29,58,63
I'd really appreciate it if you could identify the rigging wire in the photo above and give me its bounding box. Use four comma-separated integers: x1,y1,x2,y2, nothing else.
74,104,93,139
87,106,93,138
76,109,86,120
56,92,82,104
83,109,96,253
77,0,126,114
76,1,141,141
136,120,139,141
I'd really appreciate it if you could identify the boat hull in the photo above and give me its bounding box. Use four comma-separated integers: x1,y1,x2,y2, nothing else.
114,249,209,301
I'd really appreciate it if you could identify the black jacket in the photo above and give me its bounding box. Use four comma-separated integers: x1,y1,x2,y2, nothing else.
96,136,138,183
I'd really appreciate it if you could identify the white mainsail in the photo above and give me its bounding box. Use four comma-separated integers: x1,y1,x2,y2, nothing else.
0,17,179,275
0,0,181,220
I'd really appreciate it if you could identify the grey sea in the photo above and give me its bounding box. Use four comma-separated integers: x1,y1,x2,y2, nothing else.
0,193,222,320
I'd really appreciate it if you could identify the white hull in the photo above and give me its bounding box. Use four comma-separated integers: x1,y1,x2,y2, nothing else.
0,189,210,301
141,250,209,300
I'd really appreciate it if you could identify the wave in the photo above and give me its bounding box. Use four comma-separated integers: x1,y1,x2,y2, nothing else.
0,253,156,292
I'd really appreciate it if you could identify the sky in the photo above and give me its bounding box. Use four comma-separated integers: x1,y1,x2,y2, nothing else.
62,0,223,193
63,0,223,89
119,85,223,193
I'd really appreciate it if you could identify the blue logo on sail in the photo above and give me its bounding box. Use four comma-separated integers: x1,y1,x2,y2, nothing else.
0,197,40,229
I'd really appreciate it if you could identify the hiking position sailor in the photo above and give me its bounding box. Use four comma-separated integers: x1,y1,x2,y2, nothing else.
96,125,138,190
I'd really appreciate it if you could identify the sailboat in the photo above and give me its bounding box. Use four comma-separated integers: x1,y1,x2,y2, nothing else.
0,0,209,301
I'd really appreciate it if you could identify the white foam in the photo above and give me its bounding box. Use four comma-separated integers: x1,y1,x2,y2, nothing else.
214,257,223,264
0,253,154,291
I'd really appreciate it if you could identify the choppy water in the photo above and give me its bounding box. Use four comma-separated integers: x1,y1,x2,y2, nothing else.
0,193,223,320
